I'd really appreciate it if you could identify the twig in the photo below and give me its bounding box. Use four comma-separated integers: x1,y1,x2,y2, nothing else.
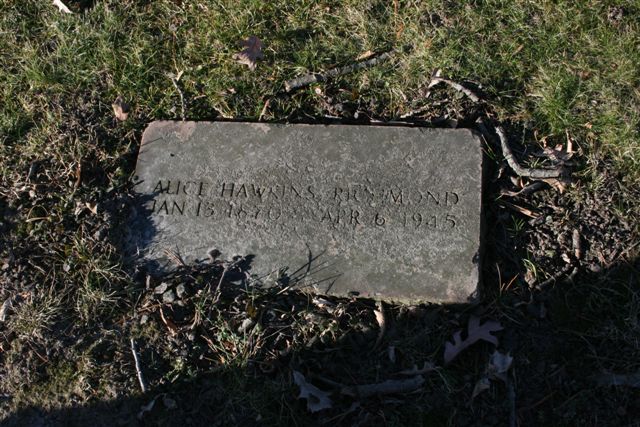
428,76,480,103
53,0,72,13
498,200,540,219
170,75,186,121
507,376,517,427
572,229,583,260
130,338,147,393
341,376,424,398
372,301,386,350
212,256,245,303
163,247,185,267
284,50,397,92
212,264,229,304
259,98,271,121
397,361,437,376
495,126,565,179
536,263,575,290
500,181,547,197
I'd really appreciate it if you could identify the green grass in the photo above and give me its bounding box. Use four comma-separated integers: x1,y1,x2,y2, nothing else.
0,0,639,425
1,1,638,178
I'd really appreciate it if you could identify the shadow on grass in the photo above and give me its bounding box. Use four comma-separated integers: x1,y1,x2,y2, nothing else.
2,117,638,426
2,255,638,427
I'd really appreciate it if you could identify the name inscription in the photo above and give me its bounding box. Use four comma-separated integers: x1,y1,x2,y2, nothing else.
148,179,463,231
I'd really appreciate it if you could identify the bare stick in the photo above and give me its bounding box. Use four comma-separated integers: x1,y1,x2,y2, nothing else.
170,76,186,121
495,126,565,179
536,263,575,290
428,77,480,103
341,376,424,398
212,264,229,304
130,338,147,393
372,301,386,350
259,98,271,121
212,256,245,303
284,50,397,92
53,0,73,14
397,361,437,376
507,377,517,427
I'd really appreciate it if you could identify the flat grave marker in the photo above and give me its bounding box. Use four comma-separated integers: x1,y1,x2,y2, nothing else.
130,121,484,303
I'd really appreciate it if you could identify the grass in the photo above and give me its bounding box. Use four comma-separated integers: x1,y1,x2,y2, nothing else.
0,0,639,425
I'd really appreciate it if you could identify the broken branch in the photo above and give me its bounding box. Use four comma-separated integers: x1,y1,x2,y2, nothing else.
169,74,187,121
130,338,147,393
428,76,480,103
284,50,397,92
495,126,565,179
341,376,424,398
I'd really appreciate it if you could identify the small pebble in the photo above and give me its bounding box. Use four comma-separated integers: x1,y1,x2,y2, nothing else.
176,284,186,298
162,290,176,304
238,318,254,333
162,396,177,410
154,282,169,294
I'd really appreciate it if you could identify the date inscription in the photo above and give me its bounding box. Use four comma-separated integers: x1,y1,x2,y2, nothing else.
147,179,464,231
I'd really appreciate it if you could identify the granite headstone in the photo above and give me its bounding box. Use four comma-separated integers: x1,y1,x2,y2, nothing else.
130,121,484,303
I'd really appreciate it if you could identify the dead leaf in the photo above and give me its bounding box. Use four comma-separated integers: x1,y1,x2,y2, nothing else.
373,301,386,349
593,372,640,388
85,202,98,215
542,147,574,163
444,316,503,364
232,36,263,70
53,0,72,13
471,376,490,400
356,50,375,61
159,307,179,336
137,397,157,420
538,176,571,193
487,350,513,383
292,371,332,412
0,298,13,323
112,96,130,121
397,361,436,376
471,350,513,402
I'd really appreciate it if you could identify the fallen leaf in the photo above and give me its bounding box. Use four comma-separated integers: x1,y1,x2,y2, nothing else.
593,372,640,388
232,36,263,70
397,361,436,376
538,176,571,193
487,350,513,383
471,350,513,402
159,307,179,336
137,396,157,419
471,376,490,400
427,69,443,88
85,202,98,215
112,96,130,121
373,301,386,349
388,345,396,363
53,0,72,13
0,298,13,323
444,316,503,364
356,50,375,61
162,395,177,410
542,147,574,163
292,371,332,413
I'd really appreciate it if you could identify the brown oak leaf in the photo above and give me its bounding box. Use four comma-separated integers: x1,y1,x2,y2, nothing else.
232,36,263,70
444,316,503,364
292,371,332,412
112,96,130,121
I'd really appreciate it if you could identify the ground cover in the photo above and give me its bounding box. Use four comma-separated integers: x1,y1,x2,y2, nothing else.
0,1,638,425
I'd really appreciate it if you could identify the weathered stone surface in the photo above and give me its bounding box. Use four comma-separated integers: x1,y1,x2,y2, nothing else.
129,121,484,303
